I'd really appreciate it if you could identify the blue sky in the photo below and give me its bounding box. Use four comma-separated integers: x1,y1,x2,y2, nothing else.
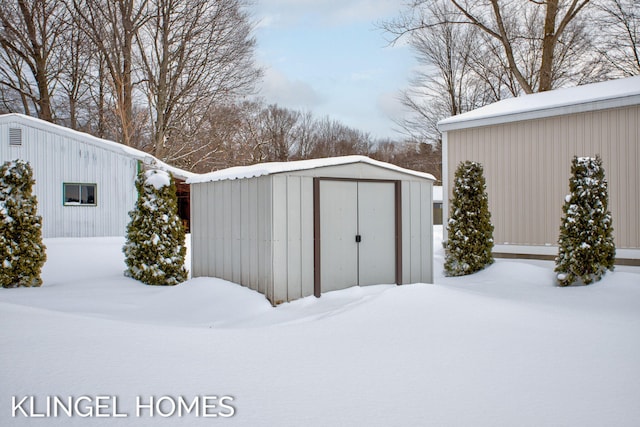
252,0,417,140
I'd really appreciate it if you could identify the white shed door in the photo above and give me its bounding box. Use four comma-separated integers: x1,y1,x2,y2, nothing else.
319,180,396,293
357,182,396,285
320,181,359,292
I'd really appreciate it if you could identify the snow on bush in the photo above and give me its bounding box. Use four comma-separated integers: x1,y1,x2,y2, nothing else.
0,160,46,288
555,156,615,286
444,160,494,276
123,169,187,286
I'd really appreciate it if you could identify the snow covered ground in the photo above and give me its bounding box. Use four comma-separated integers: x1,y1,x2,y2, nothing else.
1,227,639,426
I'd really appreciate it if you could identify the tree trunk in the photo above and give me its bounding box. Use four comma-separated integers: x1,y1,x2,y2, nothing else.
33,56,53,121
539,0,559,92
15,0,56,121
120,0,134,147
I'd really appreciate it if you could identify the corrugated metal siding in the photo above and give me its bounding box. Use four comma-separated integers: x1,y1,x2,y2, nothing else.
447,104,640,249
190,177,274,296
191,162,434,304
401,180,433,284
270,175,315,304
1,120,138,237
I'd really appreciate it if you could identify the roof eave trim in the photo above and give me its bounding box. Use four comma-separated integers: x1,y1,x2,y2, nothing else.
0,113,196,180
438,94,640,132
187,157,436,184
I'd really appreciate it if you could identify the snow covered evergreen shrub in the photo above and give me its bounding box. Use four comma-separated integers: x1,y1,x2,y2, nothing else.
0,160,46,288
123,169,187,286
444,160,494,276
555,156,615,286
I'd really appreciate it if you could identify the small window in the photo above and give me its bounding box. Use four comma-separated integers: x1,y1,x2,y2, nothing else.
9,128,22,146
64,183,97,206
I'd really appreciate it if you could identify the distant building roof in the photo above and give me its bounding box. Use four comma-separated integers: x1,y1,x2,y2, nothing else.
188,155,435,184
0,113,195,181
433,186,443,203
438,76,640,132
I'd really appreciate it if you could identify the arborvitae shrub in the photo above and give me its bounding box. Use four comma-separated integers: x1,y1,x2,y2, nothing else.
555,156,615,286
0,160,46,288
444,160,494,276
123,169,187,285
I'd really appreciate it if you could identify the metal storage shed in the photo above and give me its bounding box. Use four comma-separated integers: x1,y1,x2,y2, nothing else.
188,156,435,305
438,76,640,264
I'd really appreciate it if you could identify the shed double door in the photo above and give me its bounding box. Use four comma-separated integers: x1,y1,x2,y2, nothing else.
319,180,397,293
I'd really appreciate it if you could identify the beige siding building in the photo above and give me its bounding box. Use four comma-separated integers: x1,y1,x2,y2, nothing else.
188,156,435,305
438,76,640,264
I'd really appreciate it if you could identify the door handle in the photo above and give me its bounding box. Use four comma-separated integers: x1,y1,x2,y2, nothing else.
355,235,361,243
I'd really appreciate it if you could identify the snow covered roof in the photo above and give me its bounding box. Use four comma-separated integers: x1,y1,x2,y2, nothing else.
0,113,196,181
438,76,640,132
188,155,435,184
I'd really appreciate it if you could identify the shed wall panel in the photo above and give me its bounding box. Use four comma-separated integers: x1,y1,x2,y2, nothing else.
240,179,251,287
286,176,303,301
205,184,215,278
230,180,242,284
420,181,433,283
409,181,422,283
300,177,315,298
222,181,233,281
272,175,289,304
447,104,640,250
199,184,210,278
401,181,411,284
257,177,273,300
213,183,224,276
247,179,259,291
399,180,433,284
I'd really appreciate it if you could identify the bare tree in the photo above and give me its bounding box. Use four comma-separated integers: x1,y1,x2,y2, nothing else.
386,1,507,146
370,139,442,183
72,0,150,147
171,99,262,172
0,49,33,114
290,110,318,160
136,0,260,162
310,117,371,158
388,0,597,94
256,104,300,162
57,5,94,129
448,0,596,92
84,53,114,140
595,0,640,76
0,0,67,121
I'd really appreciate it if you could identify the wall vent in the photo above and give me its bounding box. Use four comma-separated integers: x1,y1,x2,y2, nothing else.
9,128,22,146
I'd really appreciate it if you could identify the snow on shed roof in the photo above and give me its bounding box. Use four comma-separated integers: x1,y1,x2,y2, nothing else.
188,155,435,184
0,113,196,181
438,76,640,132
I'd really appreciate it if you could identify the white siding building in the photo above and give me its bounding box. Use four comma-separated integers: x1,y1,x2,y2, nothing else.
188,156,435,305
0,113,193,238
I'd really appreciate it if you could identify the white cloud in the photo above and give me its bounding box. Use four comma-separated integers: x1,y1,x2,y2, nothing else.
377,91,410,122
255,0,399,27
255,13,279,30
259,67,324,108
